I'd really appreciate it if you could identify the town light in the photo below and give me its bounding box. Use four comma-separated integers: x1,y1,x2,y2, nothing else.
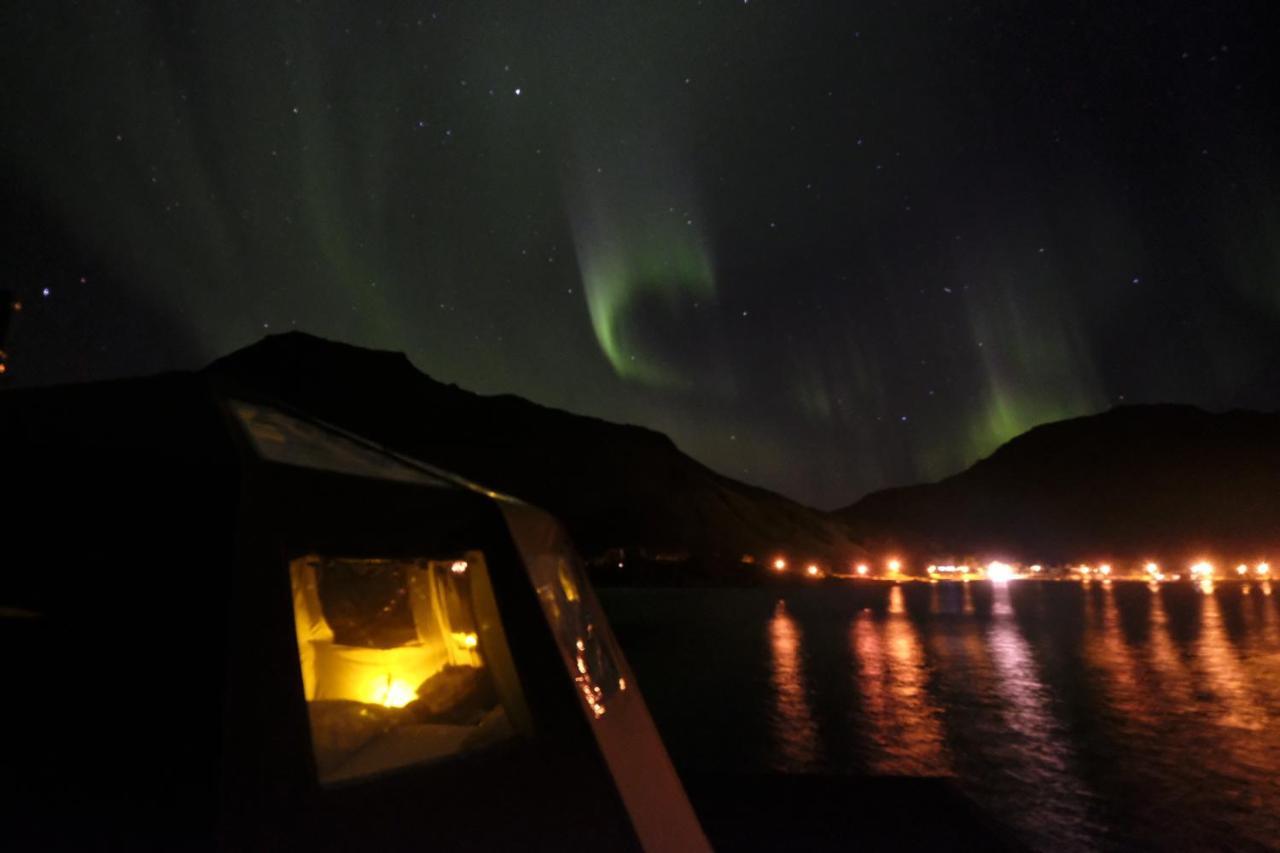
1237,564,1249,576
855,563,869,576
1258,562,1272,578
1190,561,1214,579
986,561,1015,583
887,558,902,572
806,564,820,577
773,557,787,572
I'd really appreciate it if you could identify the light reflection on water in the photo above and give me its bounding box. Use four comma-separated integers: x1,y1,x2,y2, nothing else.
983,583,1095,841
767,599,819,772
849,586,951,775
603,582,1280,851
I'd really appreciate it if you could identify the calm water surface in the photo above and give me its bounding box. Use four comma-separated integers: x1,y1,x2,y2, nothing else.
601,581,1280,851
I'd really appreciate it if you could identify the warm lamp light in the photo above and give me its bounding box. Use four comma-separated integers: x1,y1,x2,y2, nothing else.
371,676,417,709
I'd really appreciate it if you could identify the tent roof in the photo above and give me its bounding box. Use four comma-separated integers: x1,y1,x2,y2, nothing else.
0,369,523,503
228,395,514,499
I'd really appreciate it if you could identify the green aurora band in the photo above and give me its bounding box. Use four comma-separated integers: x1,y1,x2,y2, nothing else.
569,181,716,387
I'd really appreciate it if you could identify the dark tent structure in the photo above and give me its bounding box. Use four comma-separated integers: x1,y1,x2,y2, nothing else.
0,373,708,851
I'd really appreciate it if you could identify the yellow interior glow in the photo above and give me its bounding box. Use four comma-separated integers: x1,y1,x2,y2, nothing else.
370,676,418,709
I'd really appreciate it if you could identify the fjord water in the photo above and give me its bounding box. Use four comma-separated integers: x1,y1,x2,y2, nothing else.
600,582,1280,851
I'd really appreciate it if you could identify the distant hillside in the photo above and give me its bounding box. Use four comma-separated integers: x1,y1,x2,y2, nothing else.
209,332,864,573
837,405,1280,565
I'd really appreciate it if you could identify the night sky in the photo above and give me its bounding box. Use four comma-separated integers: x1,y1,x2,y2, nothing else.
2,2,1278,508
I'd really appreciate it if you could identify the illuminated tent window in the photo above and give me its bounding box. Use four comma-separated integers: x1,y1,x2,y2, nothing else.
291,552,529,785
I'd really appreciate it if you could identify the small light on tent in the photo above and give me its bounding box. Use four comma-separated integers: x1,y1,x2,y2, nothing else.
450,560,468,574
462,633,478,649
618,677,627,691
0,363,6,375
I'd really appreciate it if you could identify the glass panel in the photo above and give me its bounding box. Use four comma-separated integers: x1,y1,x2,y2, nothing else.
290,552,525,785
501,507,626,718
233,400,451,487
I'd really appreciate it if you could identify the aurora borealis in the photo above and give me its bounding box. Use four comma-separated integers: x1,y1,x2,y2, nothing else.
2,2,1278,508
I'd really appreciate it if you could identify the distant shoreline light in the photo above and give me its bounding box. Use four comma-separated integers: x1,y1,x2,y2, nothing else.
755,553,1271,585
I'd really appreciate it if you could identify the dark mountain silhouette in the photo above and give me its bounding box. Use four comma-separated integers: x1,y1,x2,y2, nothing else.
208,332,864,572
837,404,1280,565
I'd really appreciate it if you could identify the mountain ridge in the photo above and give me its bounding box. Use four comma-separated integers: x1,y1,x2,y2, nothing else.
837,403,1280,564
208,332,866,572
